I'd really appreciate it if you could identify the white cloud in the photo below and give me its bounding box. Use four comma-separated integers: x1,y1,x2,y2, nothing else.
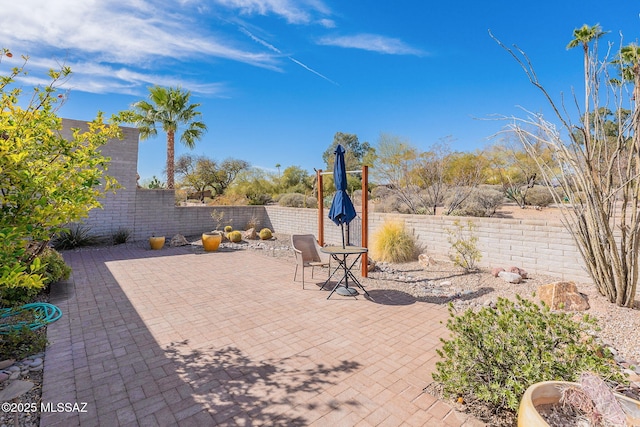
212,0,331,24
318,33,425,56
0,0,281,94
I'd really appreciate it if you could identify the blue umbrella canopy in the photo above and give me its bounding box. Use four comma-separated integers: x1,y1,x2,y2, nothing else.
328,144,357,228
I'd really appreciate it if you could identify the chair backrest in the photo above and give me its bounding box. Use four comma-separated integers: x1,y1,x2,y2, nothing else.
291,234,322,263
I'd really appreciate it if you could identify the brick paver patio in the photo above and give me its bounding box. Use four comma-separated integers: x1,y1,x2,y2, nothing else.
40,244,484,426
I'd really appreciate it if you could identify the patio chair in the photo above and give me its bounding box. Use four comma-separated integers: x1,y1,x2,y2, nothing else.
291,234,330,289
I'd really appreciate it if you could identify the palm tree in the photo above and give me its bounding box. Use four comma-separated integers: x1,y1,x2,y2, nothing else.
567,24,607,151
131,86,207,189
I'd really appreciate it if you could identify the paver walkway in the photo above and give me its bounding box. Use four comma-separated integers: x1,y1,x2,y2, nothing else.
40,244,484,426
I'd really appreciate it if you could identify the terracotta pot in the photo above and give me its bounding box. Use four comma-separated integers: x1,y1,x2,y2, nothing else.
202,232,223,251
518,381,640,426
149,236,165,250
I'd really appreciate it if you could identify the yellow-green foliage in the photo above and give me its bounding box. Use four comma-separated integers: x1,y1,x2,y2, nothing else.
228,230,242,243
259,228,273,240
371,221,417,262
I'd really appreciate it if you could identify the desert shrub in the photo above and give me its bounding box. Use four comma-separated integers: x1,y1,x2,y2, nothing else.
247,193,272,205
224,225,233,233
446,220,481,271
453,187,505,217
111,228,130,245
51,225,102,250
245,215,261,230
277,193,317,208
433,296,624,413
525,185,556,208
371,221,418,262
259,228,273,240
228,230,242,243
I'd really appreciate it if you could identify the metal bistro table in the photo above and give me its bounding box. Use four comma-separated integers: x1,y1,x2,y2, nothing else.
320,246,370,299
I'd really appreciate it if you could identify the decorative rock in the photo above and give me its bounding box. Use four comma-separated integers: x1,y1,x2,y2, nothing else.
242,228,258,240
418,253,436,268
27,358,42,368
28,365,43,372
0,380,33,402
170,234,189,247
537,281,590,311
491,267,505,277
0,360,15,370
498,271,522,284
0,373,8,383
440,281,452,287
508,266,528,279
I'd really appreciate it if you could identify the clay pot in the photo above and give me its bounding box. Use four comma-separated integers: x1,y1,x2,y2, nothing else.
518,381,640,426
202,232,223,251
149,236,165,250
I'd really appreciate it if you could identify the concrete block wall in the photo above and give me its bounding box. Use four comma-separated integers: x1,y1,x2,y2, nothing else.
63,116,589,283
61,119,139,237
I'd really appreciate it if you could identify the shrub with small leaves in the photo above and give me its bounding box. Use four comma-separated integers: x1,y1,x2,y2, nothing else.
0,325,48,360
259,228,273,240
432,296,624,414
446,220,481,271
228,230,242,243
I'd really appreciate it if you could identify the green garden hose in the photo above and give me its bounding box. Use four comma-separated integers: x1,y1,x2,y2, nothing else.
0,303,62,334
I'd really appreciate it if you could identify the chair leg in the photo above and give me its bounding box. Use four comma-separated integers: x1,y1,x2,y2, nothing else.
293,265,299,282
302,266,305,289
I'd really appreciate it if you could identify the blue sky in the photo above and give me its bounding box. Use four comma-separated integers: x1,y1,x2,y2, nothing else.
2,1,639,181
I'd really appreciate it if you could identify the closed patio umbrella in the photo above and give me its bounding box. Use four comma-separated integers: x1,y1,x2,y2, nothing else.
328,144,356,248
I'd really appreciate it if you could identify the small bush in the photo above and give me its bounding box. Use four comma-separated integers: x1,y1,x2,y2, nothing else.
446,220,481,271
525,185,556,208
259,228,273,240
224,225,233,233
246,215,261,230
453,187,504,217
371,221,418,263
277,193,317,208
228,230,242,243
2,248,71,306
111,228,130,245
0,325,48,360
433,296,624,414
52,225,101,250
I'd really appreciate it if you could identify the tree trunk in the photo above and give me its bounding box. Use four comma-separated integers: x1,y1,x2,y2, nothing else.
167,130,175,189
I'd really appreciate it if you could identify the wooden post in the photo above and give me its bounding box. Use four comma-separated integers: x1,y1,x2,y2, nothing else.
317,169,324,246
361,165,368,277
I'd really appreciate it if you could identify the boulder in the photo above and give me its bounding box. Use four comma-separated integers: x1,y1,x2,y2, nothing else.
242,228,258,240
170,234,189,247
498,271,522,283
491,267,505,277
537,281,590,311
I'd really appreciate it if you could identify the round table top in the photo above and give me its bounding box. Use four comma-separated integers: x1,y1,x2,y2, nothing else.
321,245,368,255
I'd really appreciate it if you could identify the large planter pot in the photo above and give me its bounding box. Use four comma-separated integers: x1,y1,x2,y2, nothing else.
202,232,223,252
149,236,165,250
518,381,640,426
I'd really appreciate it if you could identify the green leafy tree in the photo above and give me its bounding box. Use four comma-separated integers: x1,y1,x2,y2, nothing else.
280,166,312,194
0,49,121,295
322,132,374,192
176,154,249,198
128,86,207,189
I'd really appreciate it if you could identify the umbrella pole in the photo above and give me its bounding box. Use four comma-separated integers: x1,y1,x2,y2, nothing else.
341,223,345,248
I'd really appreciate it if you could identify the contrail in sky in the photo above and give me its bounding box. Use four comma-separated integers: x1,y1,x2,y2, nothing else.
240,27,338,85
